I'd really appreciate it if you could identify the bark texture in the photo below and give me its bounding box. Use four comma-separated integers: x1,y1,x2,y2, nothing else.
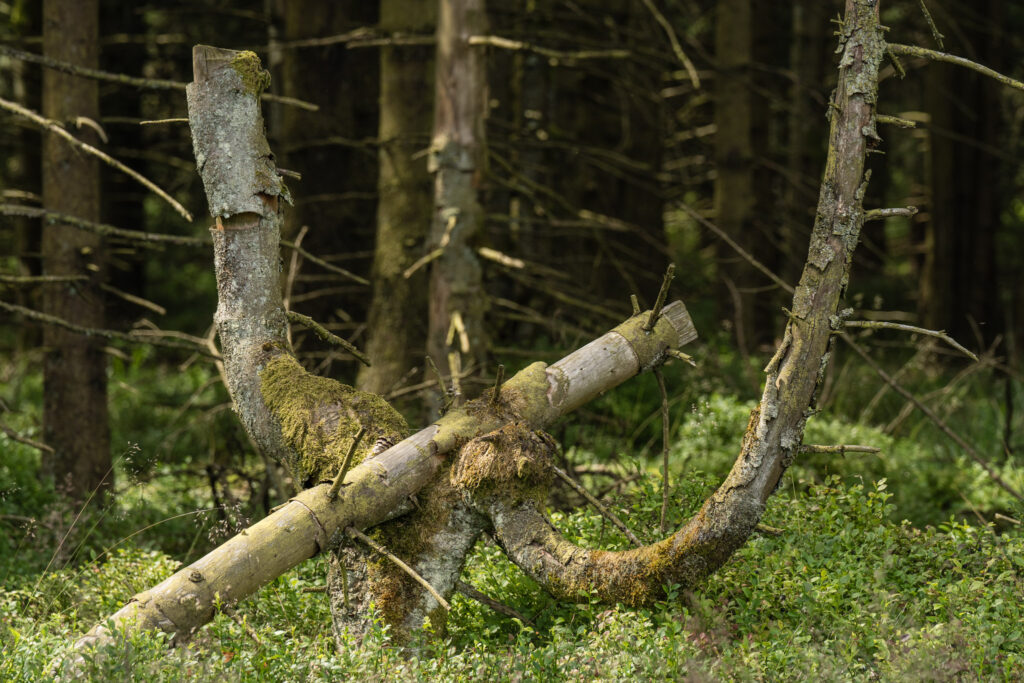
427,0,488,382
356,0,436,396
186,45,296,474
41,0,110,500
72,74,697,654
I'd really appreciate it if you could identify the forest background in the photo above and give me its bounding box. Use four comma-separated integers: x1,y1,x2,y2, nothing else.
2,0,1024,679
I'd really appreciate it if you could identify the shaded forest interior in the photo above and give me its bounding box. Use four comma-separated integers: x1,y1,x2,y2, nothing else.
3,0,1024,678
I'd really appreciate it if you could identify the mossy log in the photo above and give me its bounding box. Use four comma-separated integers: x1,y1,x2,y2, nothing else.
69,300,695,658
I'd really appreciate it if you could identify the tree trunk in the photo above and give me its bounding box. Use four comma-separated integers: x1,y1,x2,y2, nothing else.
356,0,437,396
780,0,831,326
41,0,110,500
463,0,884,606
714,0,756,352
427,0,488,387
273,0,379,335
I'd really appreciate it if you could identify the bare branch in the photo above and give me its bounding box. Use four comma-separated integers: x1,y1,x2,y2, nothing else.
799,444,881,455
0,274,87,286
843,319,978,361
468,35,629,62
0,204,207,247
640,0,701,89
841,333,1022,502
887,43,1024,93
917,0,945,48
0,423,54,454
0,96,192,221
286,310,371,367
552,465,642,547
0,44,318,111
280,239,369,285
678,202,794,294
455,580,529,622
876,114,918,128
864,206,918,221
655,368,671,535
0,300,216,356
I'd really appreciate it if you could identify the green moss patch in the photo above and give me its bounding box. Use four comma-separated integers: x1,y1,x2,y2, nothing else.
259,353,408,485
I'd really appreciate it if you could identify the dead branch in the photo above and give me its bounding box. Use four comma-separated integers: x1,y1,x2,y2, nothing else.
0,300,217,356
286,311,371,366
551,465,642,547
843,319,978,361
0,205,207,247
0,43,317,111
346,527,450,611
0,96,192,220
842,333,1022,502
887,43,1024,93
468,35,629,61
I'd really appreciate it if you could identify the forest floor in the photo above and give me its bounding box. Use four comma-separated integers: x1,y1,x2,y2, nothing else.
2,342,1023,681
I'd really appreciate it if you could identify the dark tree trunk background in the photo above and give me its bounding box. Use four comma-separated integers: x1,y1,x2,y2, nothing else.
40,0,110,500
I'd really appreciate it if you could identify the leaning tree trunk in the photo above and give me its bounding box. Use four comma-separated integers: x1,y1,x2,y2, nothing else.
70,0,883,664
41,0,110,500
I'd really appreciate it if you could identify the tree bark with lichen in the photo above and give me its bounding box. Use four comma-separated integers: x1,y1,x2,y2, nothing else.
451,0,883,603
66,45,696,662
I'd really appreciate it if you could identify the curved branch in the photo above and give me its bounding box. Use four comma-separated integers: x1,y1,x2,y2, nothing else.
460,0,886,607
0,96,192,221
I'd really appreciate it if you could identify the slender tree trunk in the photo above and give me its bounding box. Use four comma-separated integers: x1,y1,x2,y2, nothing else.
714,0,756,352
427,0,488,388
2,2,42,353
356,0,437,396
41,0,110,500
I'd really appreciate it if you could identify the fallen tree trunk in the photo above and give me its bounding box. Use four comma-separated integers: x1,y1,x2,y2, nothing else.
70,302,695,654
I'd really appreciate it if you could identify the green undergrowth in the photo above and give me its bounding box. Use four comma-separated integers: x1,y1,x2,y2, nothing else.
2,474,1023,681
3,338,1024,680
